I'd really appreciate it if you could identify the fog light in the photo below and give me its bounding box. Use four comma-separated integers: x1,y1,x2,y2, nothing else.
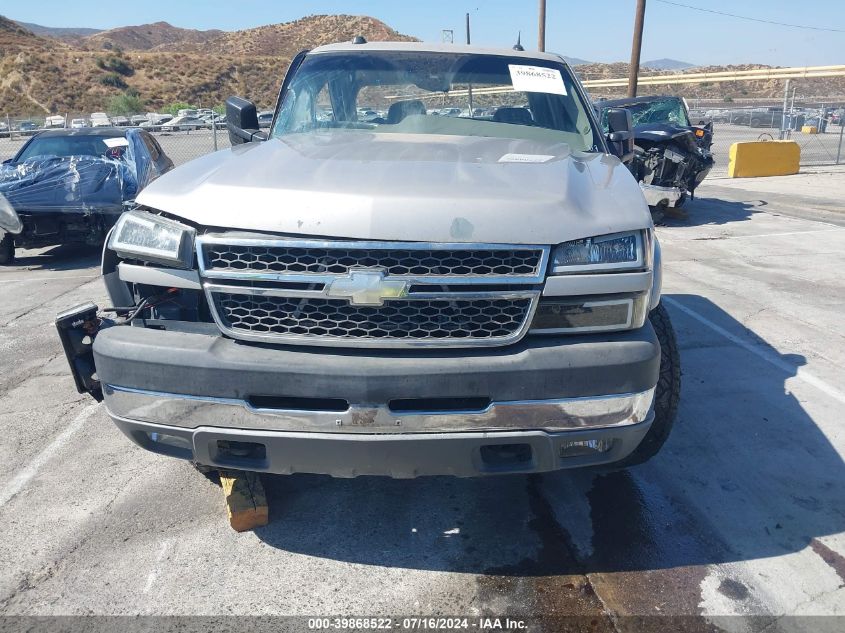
531,293,649,334
560,438,614,458
149,432,192,452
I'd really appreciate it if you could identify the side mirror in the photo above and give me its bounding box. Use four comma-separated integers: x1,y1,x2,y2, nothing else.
226,96,268,145
605,108,634,163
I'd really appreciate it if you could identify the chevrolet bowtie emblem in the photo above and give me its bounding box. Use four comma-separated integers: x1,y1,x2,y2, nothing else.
326,270,409,306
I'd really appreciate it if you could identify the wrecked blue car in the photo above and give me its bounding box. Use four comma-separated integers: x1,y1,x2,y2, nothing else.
0,127,173,264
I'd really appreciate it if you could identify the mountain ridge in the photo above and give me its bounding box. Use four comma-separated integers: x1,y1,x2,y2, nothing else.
642,58,696,71
1,15,842,115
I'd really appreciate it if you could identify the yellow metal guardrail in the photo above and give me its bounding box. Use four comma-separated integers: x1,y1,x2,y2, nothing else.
582,65,845,88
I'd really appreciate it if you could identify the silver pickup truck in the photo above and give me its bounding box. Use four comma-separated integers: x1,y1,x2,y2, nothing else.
57,41,680,478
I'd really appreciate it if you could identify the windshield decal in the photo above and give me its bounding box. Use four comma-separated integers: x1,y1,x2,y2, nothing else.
508,65,567,96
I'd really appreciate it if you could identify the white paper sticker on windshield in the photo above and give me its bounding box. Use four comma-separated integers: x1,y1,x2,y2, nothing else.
498,153,555,164
508,65,567,95
103,137,130,148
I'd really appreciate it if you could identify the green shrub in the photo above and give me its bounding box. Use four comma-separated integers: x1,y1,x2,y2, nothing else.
100,73,128,89
109,91,145,115
96,55,134,77
164,101,197,115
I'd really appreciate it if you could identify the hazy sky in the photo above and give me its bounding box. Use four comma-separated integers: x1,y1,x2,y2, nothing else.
5,0,844,66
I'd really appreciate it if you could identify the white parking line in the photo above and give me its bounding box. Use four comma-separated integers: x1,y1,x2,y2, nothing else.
143,540,171,593
663,296,845,405
693,228,844,240
0,402,100,508
0,275,98,284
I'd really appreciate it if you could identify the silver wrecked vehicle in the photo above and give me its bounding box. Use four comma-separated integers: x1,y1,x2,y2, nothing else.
57,41,680,478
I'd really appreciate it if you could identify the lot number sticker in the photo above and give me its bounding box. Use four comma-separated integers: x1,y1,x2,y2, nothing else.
103,137,130,148
509,65,567,95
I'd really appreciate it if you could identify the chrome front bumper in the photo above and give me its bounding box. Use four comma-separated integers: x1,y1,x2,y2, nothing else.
103,384,655,434
640,182,682,208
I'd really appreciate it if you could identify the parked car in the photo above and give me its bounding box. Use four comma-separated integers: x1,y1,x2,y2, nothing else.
70,118,87,129
729,108,784,128
90,113,112,127
140,114,173,132
56,42,680,481
130,115,149,126
44,115,67,129
0,121,9,138
0,128,174,265
18,121,39,136
144,112,171,124
161,115,205,132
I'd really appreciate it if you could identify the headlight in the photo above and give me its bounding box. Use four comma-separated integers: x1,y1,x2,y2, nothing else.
0,194,22,234
551,230,645,273
108,209,195,268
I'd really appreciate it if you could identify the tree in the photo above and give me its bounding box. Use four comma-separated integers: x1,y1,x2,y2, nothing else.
109,91,145,115
165,102,197,115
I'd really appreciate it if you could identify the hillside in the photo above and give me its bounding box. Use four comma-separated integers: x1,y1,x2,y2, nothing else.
0,15,415,115
14,21,100,41
0,15,54,52
82,21,223,51
76,15,415,55
0,14,842,117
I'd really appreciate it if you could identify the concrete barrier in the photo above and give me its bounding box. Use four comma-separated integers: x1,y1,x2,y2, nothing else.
728,140,800,178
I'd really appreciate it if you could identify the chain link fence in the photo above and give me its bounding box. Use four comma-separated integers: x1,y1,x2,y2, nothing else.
685,101,845,176
1,104,843,177
0,111,232,167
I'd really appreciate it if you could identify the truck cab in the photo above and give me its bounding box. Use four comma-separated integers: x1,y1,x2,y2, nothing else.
57,41,680,478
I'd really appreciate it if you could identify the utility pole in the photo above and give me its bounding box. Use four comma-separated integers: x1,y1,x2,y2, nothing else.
627,0,646,98
466,13,474,115
538,0,546,52
780,79,790,139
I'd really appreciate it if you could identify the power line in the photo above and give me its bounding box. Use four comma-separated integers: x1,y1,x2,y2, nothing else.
653,0,845,33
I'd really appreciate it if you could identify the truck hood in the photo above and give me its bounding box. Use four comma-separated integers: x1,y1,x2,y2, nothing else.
137,132,651,244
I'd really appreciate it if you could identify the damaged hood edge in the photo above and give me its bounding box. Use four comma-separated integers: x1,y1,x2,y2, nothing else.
137,134,652,245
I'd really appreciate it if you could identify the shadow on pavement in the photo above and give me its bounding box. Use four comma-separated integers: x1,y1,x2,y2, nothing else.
254,293,844,578
9,243,102,271
658,195,762,228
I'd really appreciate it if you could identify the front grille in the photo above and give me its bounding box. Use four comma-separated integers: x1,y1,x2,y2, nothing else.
203,244,544,278
198,237,548,348
215,294,533,342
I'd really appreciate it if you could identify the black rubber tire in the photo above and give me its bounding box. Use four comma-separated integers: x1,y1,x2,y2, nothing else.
611,302,681,468
0,235,14,266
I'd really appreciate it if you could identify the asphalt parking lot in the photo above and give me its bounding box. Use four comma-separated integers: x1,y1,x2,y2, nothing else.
0,173,844,631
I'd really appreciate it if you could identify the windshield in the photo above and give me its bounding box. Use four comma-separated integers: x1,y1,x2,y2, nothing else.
271,51,601,151
600,97,690,129
16,134,127,162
